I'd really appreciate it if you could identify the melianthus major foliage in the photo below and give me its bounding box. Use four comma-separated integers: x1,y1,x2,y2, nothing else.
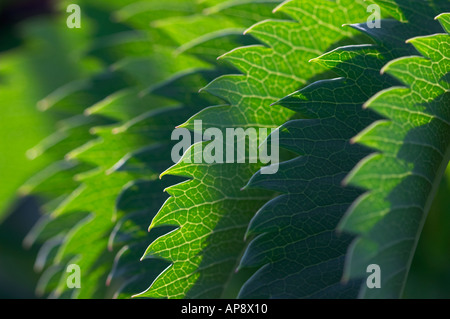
0,0,448,299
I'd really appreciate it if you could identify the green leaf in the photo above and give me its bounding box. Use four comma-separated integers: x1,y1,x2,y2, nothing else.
240,44,395,298
144,0,377,299
241,0,449,299
339,13,450,298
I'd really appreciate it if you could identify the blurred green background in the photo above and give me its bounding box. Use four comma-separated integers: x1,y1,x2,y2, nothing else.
0,0,449,299
0,0,106,298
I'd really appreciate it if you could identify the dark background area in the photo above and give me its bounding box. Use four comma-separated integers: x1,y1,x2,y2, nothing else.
0,0,55,51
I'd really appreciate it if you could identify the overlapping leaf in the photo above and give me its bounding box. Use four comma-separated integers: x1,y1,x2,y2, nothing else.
144,0,379,299
240,0,449,298
339,11,450,298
